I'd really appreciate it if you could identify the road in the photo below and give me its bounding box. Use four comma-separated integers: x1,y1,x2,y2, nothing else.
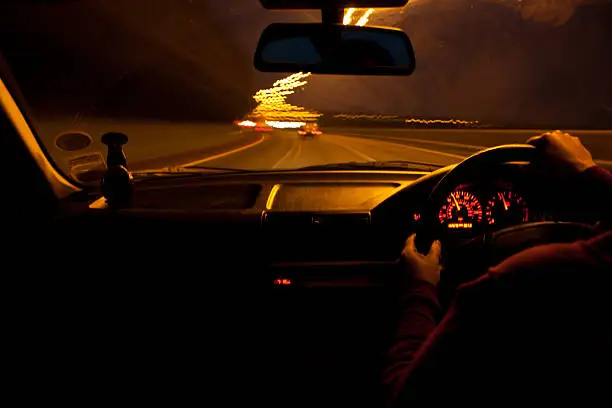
39,122,612,177
184,130,465,170
160,127,612,172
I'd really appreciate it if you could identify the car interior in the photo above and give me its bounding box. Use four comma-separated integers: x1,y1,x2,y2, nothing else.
4,87,604,408
2,1,608,407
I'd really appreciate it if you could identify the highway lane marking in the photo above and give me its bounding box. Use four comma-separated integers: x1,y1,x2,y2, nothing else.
272,136,299,169
180,134,265,167
385,142,466,159
323,135,376,161
291,140,303,163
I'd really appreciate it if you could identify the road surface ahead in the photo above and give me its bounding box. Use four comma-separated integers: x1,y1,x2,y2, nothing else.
39,122,612,176
180,128,612,172
185,131,462,170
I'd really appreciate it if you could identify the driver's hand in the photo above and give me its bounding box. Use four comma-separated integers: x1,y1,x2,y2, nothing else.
401,234,442,286
527,130,596,173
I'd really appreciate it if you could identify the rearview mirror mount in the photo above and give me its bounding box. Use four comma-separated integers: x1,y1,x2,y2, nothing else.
254,23,416,76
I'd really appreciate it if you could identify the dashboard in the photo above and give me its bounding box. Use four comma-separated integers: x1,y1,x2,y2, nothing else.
74,162,594,269
54,160,604,308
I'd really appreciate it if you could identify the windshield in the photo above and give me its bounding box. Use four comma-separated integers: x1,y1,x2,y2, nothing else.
0,0,611,182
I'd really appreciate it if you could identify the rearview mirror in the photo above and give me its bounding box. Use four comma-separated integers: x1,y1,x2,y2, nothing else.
259,0,408,9
254,23,415,76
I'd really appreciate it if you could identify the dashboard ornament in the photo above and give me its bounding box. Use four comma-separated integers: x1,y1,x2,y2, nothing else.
101,132,133,209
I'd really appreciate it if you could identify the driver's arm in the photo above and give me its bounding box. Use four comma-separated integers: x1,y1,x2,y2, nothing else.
383,271,494,407
573,165,612,223
382,235,442,405
527,130,612,223
382,232,491,407
383,233,612,407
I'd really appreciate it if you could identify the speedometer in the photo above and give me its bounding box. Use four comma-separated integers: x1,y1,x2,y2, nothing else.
438,190,483,229
485,190,528,227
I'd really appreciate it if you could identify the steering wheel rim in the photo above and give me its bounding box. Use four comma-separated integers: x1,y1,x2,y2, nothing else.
418,144,537,248
428,144,537,206
418,144,594,265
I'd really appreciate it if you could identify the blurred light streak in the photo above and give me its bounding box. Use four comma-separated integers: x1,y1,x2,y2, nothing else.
405,118,480,126
252,72,321,122
343,7,356,24
356,8,375,26
265,121,306,129
335,113,479,126
335,113,399,119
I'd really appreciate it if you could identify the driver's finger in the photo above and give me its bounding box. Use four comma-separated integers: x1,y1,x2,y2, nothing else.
403,233,417,254
427,240,442,262
527,134,547,147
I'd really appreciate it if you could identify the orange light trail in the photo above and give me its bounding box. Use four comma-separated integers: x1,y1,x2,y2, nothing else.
335,113,399,120
252,72,321,122
343,7,357,24
405,118,480,126
356,8,375,26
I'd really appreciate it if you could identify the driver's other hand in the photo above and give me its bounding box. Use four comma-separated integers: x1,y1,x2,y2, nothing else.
527,130,596,172
401,234,442,286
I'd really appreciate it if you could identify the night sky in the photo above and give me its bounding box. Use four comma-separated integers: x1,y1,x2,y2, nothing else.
0,0,611,128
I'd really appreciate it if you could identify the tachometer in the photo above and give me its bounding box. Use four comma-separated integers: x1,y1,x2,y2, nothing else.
438,190,483,229
485,190,528,227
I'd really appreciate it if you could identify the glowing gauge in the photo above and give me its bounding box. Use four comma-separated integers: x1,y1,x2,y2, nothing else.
485,191,529,227
438,190,483,229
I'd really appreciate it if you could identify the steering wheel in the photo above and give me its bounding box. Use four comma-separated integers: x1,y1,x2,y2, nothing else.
418,144,595,280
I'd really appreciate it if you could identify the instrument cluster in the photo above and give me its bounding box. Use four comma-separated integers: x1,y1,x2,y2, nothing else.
438,182,538,233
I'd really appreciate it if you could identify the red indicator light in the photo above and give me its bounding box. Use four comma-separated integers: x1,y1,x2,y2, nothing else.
413,213,421,221
274,278,292,285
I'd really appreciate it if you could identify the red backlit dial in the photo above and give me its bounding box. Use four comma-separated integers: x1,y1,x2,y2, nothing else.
485,191,528,227
438,190,483,229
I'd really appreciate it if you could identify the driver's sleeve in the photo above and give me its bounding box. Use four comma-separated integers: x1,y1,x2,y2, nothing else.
578,166,612,223
382,275,495,407
381,279,441,405
383,233,612,408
